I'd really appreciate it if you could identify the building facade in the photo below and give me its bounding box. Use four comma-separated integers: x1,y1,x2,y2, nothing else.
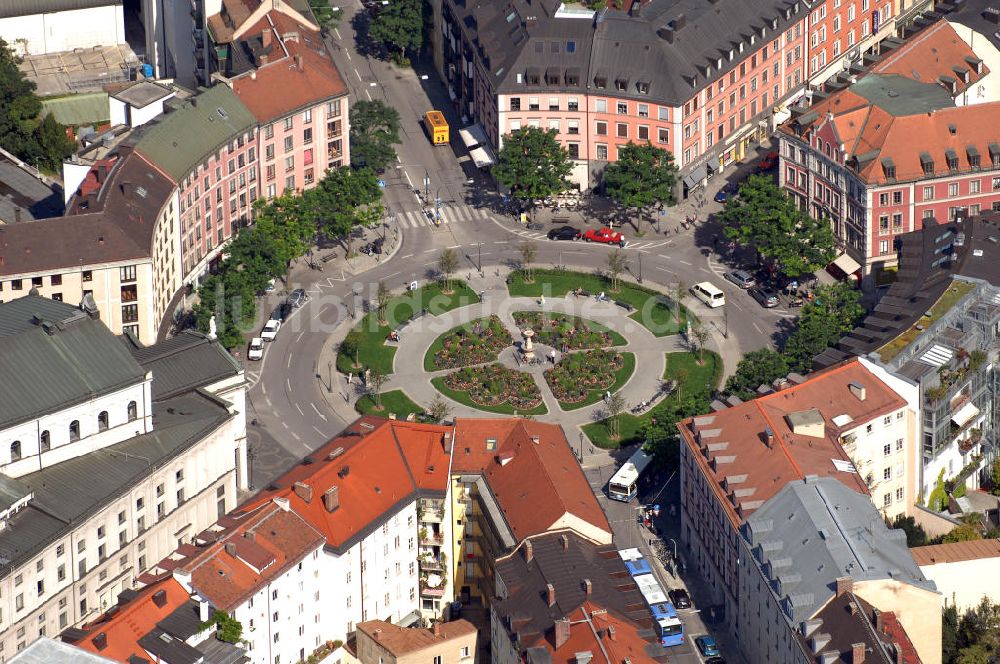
352,620,478,664
0,298,246,660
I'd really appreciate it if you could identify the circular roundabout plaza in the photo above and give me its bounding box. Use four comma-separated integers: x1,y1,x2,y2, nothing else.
339,269,722,446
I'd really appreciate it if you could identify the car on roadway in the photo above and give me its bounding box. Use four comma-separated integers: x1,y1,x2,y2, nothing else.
695,635,721,658
705,658,726,664
548,226,581,241
261,319,281,341
668,589,692,609
271,302,292,323
247,337,264,361
287,288,307,308
724,269,755,289
713,188,730,203
582,227,627,247
748,286,780,308
757,150,779,171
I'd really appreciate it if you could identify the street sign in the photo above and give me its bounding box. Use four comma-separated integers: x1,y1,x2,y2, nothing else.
377,179,386,188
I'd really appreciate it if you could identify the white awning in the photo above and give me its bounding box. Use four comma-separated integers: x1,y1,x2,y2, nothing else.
952,401,980,428
470,146,495,168
459,123,489,148
831,252,862,276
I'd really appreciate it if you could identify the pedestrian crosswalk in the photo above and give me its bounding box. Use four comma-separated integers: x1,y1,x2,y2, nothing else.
395,204,493,228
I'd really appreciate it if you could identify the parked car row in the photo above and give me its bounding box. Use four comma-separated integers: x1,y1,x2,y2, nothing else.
546,225,629,247
724,269,785,309
247,288,307,361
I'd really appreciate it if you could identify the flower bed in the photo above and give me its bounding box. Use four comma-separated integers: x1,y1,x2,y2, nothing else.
441,363,543,411
425,316,512,370
512,311,626,350
544,349,626,404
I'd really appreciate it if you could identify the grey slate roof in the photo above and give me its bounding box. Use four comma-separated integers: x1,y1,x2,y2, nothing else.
455,0,806,105
129,85,256,182
0,0,118,19
742,476,935,625
0,297,146,430
0,390,232,578
122,330,242,400
7,638,116,664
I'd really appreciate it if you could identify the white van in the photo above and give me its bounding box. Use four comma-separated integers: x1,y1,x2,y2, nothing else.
690,281,726,308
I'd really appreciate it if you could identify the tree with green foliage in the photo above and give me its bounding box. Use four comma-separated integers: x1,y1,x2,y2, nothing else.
368,0,423,58
783,282,865,371
641,392,712,461
427,395,451,424
603,142,677,230
315,166,383,246
890,514,928,548
719,174,836,278
200,610,243,644
437,248,458,292
0,39,75,171
368,367,388,409
376,280,391,324
493,126,571,220
670,282,687,327
944,597,1000,664
690,321,710,364
725,348,789,400
340,328,364,369
605,250,628,292
349,100,401,171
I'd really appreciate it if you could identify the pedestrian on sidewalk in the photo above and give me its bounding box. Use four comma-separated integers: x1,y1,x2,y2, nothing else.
549,349,557,364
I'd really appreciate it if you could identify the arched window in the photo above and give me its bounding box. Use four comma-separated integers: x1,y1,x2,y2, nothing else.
40,430,50,452
97,411,109,432
10,441,21,462
69,420,80,442
127,401,138,422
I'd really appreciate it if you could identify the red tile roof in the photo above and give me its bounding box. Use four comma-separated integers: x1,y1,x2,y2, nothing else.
880,610,922,664
180,501,325,610
75,576,190,662
678,359,904,527
454,419,612,541
872,21,987,96
537,602,666,664
910,537,1000,566
357,619,477,656
240,417,453,551
231,12,348,123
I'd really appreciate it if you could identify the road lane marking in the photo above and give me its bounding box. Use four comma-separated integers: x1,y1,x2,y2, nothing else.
365,88,372,101
287,355,292,368
295,403,304,415
291,431,301,441
286,377,292,392
678,259,692,266
354,67,362,82
753,321,764,334
401,253,413,259
448,245,460,249
313,425,325,436
495,240,509,244
295,332,304,343
334,28,342,40
311,403,328,421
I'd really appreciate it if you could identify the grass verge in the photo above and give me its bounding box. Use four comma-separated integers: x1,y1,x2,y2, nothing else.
354,390,424,419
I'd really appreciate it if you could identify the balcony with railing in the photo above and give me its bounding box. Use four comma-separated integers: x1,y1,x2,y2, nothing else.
419,526,444,546
419,500,445,524
419,551,447,572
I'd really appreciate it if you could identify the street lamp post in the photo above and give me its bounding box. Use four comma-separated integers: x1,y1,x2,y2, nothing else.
578,432,584,462
327,360,332,393
638,252,643,283
424,172,430,201
667,538,678,561
478,242,483,272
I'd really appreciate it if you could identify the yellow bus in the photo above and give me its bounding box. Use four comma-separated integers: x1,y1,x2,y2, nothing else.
423,110,449,145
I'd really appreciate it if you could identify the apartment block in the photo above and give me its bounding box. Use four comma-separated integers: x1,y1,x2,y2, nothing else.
912,539,1000,612
351,620,478,664
0,297,246,659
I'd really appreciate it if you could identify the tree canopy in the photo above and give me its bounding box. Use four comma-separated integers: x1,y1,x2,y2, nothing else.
724,347,789,400
368,0,424,56
943,597,1000,664
0,39,75,171
603,142,677,225
719,174,836,278
349,100,401,171
493,126,571,211
193,167,383,348
782,282,864,371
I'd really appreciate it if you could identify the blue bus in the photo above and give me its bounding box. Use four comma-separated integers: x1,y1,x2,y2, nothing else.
628,567,685,647
619,548,652,577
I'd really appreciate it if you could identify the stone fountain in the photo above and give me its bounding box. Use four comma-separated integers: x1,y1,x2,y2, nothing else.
521,328,536,362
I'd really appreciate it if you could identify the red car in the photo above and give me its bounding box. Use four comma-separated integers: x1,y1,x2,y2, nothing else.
582,227,627,247
757,150,779,171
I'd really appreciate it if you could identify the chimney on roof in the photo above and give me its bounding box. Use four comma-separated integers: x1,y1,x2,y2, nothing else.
443,432,453,454
152,589,167,608
295,54,304,71
97,163,108,182
245,531,256,542
293,481,313,503
607,624,615,640
583,578,592,595
259,54,269,66
323,486,340,512
852,643,866,663
92,632,108,651
250,70,257,80
559,534,569,550
848,382,866,401
531,435,540,444
554,618,571,649
225,542,237,556
263,29,272,48
873,608,883,633
523,539,534,563
433,622,442,636
13,207,20,223
546,583,556,607
673,13,687,30
373,628,382,641
836,576,853,597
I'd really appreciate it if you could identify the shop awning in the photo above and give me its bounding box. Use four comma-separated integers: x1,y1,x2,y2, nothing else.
470,146,495,168
459,127,478,148
459,123,489,148
952,401,980,428
830,252,861,276
682,165,708,189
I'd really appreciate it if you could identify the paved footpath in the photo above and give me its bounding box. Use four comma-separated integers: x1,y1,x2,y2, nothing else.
313,266,737,467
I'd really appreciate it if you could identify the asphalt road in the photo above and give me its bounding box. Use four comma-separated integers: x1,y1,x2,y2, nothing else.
239,6,783,659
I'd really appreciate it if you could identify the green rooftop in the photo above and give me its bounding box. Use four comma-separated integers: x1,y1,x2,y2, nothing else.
133,85,256,182
852,73,955,117
877,279,977,363
41,92,109,126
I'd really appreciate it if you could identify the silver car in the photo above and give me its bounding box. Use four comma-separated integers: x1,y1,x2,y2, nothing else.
724,269,755,289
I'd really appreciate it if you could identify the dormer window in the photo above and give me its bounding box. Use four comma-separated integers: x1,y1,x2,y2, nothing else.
728,49,735,61
946,149,959,172
40,431,50,452
636,80,650,95
615,77,628,92
967,146,980,169
594,75,607,89
10,441,21,462
881,158,896,181
920,152,935,175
